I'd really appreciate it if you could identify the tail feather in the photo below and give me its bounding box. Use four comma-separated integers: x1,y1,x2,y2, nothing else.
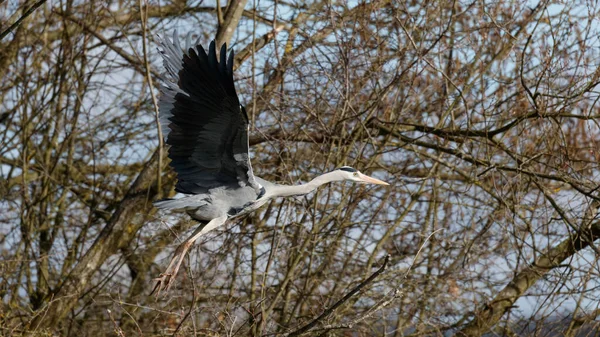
153,198,189,211
153,195,208,212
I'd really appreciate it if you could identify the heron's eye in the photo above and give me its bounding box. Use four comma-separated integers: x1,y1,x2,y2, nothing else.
353,172,358,177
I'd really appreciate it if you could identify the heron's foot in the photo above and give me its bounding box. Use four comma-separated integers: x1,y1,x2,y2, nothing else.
151,273,172,296
150,241,192,296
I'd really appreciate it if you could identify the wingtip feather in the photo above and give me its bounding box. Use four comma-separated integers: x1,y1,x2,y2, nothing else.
227,50,234,76
219,43,227,75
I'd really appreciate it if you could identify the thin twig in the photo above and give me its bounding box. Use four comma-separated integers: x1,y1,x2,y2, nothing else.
404,228,444,278
139,0,163,196
0,0,47,41
285,255,390,337
309,289,402,336
172,288,197,337
172,253,200,336
106,309,126,337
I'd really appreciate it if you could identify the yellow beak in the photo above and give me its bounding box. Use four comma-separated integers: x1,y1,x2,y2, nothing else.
358,172,390,185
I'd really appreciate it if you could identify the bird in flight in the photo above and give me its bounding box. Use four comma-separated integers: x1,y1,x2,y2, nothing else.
153,31,389,293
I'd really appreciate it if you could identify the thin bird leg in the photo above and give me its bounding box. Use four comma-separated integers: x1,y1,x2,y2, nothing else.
152,215,227,295
151,239,195,295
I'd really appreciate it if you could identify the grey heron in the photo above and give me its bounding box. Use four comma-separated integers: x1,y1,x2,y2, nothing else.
153,32,389,293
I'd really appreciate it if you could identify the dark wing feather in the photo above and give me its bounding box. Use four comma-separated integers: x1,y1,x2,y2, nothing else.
157,33,260,194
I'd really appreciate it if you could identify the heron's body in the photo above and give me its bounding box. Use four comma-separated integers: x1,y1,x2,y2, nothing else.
155,184,265,221
152,32,388,293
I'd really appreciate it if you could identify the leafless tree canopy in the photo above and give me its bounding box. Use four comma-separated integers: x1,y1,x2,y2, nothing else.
2,0,600,336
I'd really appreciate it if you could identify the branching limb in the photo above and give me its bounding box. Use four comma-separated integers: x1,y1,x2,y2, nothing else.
283,255,390,337
456,219,600,337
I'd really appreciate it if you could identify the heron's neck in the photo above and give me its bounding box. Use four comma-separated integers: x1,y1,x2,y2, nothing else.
269,172,341,198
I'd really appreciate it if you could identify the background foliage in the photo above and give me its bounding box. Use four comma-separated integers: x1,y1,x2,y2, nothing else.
2,0,600,336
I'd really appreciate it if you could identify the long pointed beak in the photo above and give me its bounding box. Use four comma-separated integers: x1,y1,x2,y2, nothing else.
358,172,390,185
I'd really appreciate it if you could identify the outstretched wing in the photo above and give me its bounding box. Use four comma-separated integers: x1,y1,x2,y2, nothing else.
157,32,260,194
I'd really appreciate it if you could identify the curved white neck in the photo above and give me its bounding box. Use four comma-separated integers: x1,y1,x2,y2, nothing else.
266,171,343,198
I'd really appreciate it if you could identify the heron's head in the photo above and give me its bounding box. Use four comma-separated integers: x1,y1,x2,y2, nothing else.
334,166,389,185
